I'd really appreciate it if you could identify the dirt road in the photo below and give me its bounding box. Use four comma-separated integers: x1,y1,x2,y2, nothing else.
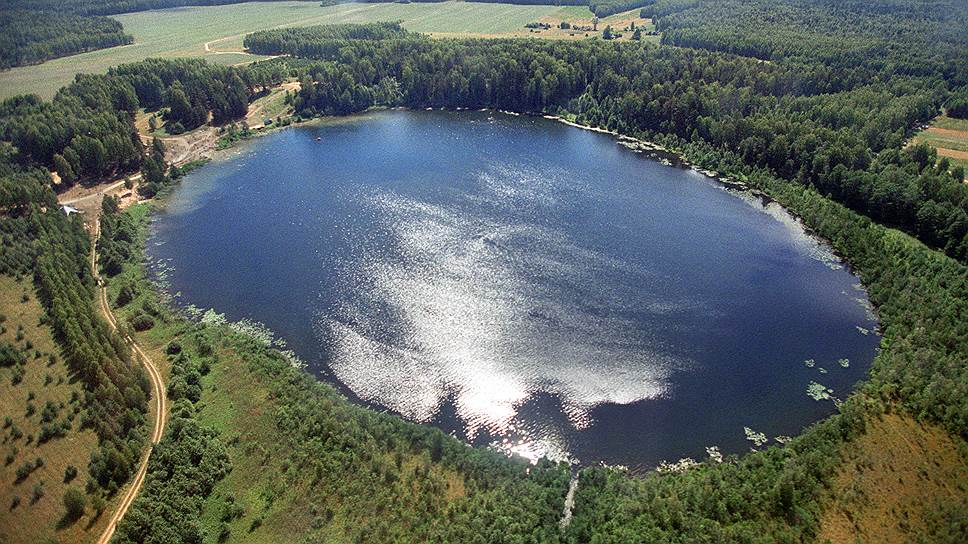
90,218,168,544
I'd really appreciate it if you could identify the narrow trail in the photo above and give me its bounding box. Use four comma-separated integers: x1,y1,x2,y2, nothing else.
91,216,168,544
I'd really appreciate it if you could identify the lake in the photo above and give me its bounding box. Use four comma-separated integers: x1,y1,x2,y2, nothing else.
147,110,879,469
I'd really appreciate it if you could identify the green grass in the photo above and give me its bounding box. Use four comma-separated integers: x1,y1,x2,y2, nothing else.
934,115,968,132
918,133,968,153
552,5,596,19
0,1,563,100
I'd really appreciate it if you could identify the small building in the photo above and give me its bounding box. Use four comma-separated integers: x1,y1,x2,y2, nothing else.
61,205,82,216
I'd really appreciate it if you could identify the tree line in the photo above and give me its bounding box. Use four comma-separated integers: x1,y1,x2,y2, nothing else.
0,10,132,69
0,57,283,190
246,22,968,260
112,332,231,544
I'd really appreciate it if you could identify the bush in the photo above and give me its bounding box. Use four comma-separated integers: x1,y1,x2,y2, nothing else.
0,342,25,367
64,464,78,483
63,487,86,520
115,283,138,307
129,313,155,332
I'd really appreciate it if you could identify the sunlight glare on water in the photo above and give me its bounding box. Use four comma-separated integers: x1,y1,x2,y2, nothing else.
149,110,879,467
321,170,683,441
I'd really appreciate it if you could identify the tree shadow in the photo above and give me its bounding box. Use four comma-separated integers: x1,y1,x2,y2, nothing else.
57,512,82,530
84,507,103,530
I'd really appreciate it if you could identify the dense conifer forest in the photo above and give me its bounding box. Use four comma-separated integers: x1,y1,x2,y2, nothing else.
0,10,132,69
1,0,966,542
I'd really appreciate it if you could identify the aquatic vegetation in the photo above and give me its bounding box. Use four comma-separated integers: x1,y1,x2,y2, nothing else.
229,318,274,346
183,304,204,320
705,446,723,463
806,381,834,401
657,457,699,473
744,427,768,447
200,308,227,326
278,349,306,370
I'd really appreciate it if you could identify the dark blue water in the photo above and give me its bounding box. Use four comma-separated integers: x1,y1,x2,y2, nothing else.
148,110,879,469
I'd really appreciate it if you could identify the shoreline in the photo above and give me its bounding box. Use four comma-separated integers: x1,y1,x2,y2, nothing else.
139,107,882,469
151,104,882,319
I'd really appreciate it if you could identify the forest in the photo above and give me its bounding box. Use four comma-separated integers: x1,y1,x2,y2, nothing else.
0,10,132,69
0,0,966,541
245,21,968,260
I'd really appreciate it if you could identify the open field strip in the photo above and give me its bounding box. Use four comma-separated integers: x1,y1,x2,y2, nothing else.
912,115,968,174
0,1,570,100
433,6,657,41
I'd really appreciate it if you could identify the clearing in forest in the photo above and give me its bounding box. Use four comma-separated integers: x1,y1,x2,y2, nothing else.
437,7,658,42
912,115,968,176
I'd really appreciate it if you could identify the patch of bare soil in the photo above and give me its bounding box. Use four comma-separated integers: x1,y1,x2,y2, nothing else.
817,412,968,543
926,126,968,139
936,147,968,161
153,126,220,166
246,80,301,128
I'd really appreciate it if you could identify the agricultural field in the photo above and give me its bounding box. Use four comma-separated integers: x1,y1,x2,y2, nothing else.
0,1,574,100
442,7,658,42
912,115,968,177
0,277,108,544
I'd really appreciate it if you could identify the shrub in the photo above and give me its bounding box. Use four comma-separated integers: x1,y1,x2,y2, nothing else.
166,341,182,355
63,487,86,520
0,342,24,367
129,313,155,332
31,482,44,504
64,465,78,483
115,283,138,307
